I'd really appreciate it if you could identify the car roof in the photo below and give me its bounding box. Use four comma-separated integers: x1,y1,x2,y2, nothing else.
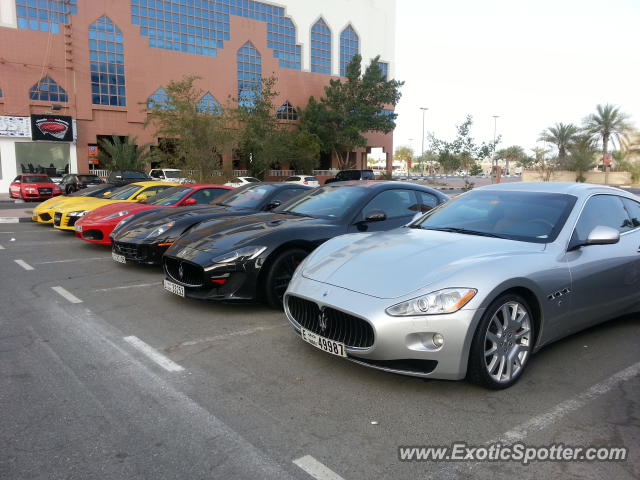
188,184,233,189
129,181,179,187
21,173,48,176
478,181,631,197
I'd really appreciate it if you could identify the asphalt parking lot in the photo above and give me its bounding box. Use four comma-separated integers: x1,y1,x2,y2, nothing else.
1,222,638,480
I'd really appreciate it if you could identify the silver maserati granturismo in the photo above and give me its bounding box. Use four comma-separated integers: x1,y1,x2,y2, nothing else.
284,182,640,388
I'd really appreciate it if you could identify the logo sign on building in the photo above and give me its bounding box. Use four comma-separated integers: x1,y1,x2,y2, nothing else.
30,114,74,142
0,116,31,138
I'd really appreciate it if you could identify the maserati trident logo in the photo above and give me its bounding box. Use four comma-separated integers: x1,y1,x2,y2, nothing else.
318,307,328,333
178,263,184,280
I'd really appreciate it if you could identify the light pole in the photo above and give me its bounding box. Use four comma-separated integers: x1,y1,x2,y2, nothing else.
492,115,500,182
408,138,414,174
420,107,429,177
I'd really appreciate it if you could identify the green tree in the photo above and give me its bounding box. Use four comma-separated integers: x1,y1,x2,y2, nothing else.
538,123,579,166
98,135,151,171
299,54,403,170
146,75,236,182
496,145,526,175
583,104,634,164
282,130,322,174
521,146,558,181
394,146,413,170
567,134,597,182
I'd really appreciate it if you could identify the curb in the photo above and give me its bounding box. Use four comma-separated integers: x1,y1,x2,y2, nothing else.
0,217,33,223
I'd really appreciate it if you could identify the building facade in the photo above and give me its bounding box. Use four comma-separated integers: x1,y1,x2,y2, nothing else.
0,0,396,192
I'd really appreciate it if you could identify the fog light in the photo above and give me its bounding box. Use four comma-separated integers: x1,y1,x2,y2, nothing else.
433,333,444,347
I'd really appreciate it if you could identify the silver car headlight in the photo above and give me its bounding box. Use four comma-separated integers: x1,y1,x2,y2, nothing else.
145,221,175,240
210,246,267,264
386,288,477,316
68,210,88,217
103,210,130,220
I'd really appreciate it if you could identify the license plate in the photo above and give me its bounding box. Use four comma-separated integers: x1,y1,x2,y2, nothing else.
301,328,347,357
75,224,83,232
112,252,126,264
164,279,185,297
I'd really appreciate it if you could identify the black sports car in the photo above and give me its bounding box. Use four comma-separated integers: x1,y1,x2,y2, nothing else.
161,181,449,308
110,182,311,264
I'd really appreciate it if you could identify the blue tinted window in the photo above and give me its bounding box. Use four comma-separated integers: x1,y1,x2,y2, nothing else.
340,25,359,76
89,16,126,107
197,92,222,114
0,87,3,98
29,76,68,102
147,88,171,110
131,0,301,69
15,0,76,34
276,101,297,121
237,42,261,108
310,18,331,74
377,61,388,80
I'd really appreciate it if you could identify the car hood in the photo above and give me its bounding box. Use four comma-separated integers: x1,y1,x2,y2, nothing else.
55,197,131,213
111,204,248,242
166,213,330,259
301,228,547,299
79,201,155,223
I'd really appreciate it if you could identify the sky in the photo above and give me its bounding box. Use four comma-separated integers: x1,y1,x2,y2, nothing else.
393,0,640,157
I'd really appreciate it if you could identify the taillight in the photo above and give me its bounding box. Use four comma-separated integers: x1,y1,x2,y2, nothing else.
211,278,227,285
303,181,308,185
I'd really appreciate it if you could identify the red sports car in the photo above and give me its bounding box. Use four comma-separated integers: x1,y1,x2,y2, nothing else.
9,174,62,200
74,184,232,245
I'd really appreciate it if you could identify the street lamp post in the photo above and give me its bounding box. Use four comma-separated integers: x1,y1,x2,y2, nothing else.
420,107,429,177
492,115,500,182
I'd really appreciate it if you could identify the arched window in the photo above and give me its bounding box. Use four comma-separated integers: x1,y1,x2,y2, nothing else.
16,0,77,33
197,93,222,114
147,88,170,110
29,76,68,102
310,18,331,74
237,42,262,108
89,16,126,106
276,102,298,121
376,61,389,81
0,87,3,98
340,25,359,76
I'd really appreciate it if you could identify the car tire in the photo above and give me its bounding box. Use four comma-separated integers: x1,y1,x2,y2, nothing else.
467,293,535,389
263,248,308,310
66,185,74,195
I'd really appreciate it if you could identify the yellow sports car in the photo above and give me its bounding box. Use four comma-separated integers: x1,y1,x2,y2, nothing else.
32,184,117,224
52,181,178,231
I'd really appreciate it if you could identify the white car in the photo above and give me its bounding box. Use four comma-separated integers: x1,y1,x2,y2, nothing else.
149,168,189,183
224,176,261,188
284,176,319,187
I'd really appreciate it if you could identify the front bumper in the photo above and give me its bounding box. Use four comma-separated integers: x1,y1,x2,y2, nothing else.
284,276,484,380
112,240,169,265
32,208,54,224
162,255,261,302
75,222,116,245
53,211,82,231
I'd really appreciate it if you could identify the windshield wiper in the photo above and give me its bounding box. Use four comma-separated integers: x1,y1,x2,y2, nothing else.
424,227,507,239
277,210,310,217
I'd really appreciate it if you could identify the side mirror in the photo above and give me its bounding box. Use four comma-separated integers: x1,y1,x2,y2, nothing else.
266,200,281,210
14,180,21,184
181,198,198,206
136,194,148,202
363,210,387,223
159,175,165,179
115,175,122,179
586,225,620,246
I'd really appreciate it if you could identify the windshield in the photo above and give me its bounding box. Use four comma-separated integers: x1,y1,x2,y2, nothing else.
107,184,141,200
22,176,52,183
164,171,181,178
216,184,276,208
245,177,260,183
412,190,577,243
279,186,368,219
69,184,113,198
144,186,191,206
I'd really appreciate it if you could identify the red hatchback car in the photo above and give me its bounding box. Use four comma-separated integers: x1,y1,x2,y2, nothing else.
74,184,233,245
10,174,62,200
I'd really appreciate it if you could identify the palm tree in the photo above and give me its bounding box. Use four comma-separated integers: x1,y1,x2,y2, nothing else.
496,145,525,175
538,123,579,166
567,134,597,182
583,104,634,164
97,135,151,171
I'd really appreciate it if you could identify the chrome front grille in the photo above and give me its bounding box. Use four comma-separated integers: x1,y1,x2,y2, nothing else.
286,295,374,348
164,257,205,287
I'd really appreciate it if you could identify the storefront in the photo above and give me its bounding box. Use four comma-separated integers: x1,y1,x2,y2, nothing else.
0,115,78,193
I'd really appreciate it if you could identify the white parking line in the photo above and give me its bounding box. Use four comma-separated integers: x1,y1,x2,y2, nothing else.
51,286,83,304
0,218,19,224
0,244,4,250
36,256,111,265
499,361,640,443
293,456,345,480
14,259,34,270
165,324,288,352
123,336,185,372
93,282,162,292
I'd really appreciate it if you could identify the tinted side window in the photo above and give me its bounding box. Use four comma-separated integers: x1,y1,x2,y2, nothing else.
418,192,439,212
273,188,306,204
361,189,420,219
574,195,632,241
189,188,227,204
622,198,640,229
362,171,375,180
